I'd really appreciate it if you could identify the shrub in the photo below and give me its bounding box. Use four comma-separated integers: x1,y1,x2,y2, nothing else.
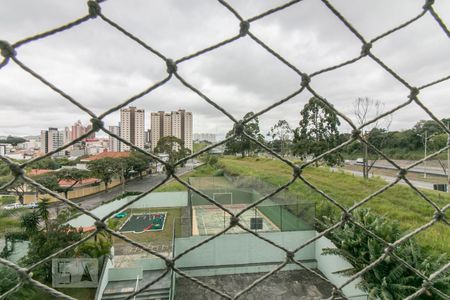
213,169,224,176
107,218,120,230
319,209,450,299
0,195,16,205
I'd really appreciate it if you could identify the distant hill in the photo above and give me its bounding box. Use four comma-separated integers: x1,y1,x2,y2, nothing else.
0,136,28,146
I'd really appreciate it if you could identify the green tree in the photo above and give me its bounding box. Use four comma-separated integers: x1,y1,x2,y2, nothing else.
20,211,40,236
0,277,47,300
412,120,445,137
129,151,152,178
319,209,450,299
55,168,91,198
88,158,119,191
293,97,342,166
0,177,26,204
37,198,50,231
118,156,148,180
0,161,10,176
21,225,82,282
28,157,60,170
225,112,264,157
34,173,60,192
0,136,27,146
75,232,111,258
154,136,191,165
32,173,61,201
268,119,293,156
20,197,51,234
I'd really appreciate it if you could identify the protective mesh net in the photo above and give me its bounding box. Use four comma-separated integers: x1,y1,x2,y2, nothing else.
0,0,449,299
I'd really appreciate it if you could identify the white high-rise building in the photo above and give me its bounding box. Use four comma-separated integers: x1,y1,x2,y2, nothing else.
120,107,145,151
184,111,193,151
150,109,193,152
109,125,121,152
40,128,64,156
0,144,6,156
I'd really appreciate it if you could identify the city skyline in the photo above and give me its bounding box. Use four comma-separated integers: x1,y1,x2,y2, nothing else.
27,108,196,153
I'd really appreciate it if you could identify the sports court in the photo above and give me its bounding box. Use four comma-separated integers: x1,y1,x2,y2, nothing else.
193,204,279,235
188,177,315,236
119,212,167,233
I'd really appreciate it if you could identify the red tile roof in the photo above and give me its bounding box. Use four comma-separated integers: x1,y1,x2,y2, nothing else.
82,151,131,161
78,226,96,233
58,178,100,187
28,169,53,176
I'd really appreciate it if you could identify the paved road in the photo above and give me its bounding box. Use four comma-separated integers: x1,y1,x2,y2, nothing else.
49,165,196,218
372,162,447,177
333,168,435,190
347,160,448,177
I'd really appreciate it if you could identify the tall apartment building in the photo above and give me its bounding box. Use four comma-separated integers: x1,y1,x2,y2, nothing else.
120,107,145,151
40,128,64,156
63,127,71,145
71,120,95,141
108,125,121,152
0,144,6,156
150,109,193,152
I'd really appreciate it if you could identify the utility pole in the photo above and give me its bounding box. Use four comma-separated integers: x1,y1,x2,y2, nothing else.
447,124,449,193
121,163,125,194
424,130,427,179
364,131,369,179
417,131,428,179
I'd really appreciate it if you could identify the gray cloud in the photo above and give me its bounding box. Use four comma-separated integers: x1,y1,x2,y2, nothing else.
1,0,449,138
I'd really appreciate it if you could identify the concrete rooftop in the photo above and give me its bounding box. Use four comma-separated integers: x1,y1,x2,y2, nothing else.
175,269,335,300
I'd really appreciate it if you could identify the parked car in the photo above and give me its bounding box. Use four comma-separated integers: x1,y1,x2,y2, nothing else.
2,203,24,210
355,158,364,165
25,202,38,209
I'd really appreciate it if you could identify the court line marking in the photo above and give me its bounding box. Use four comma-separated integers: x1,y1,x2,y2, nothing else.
201,213,208,235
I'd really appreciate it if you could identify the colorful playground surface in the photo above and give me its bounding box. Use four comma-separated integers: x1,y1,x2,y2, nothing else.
192,205,279,236
114,212,128,218
119,212,167,233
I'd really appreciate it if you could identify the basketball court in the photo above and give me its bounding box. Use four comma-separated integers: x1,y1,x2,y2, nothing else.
119,212,167,233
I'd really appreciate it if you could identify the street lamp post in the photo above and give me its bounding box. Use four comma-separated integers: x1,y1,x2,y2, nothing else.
417,131,437,179
121,163,126,194
417,131,428,179
424,131,427,179
447,124,450,193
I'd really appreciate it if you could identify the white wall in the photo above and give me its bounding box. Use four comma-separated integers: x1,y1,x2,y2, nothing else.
174,231,317,277
95,256,114,300
108,267,143,281
315,235,367,299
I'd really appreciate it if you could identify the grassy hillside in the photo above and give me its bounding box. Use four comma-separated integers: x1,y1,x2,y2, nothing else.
151,157,449,256
218,157,450,257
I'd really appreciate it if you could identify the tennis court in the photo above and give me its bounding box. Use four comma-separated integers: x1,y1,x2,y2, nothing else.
192,205,279,236
119,212,167,233
188,176,315,235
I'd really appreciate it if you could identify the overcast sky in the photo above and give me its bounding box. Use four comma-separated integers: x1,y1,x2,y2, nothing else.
1,0,449,139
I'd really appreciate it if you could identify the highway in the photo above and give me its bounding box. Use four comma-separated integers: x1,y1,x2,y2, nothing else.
334,168,435,190
368,161,447,177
